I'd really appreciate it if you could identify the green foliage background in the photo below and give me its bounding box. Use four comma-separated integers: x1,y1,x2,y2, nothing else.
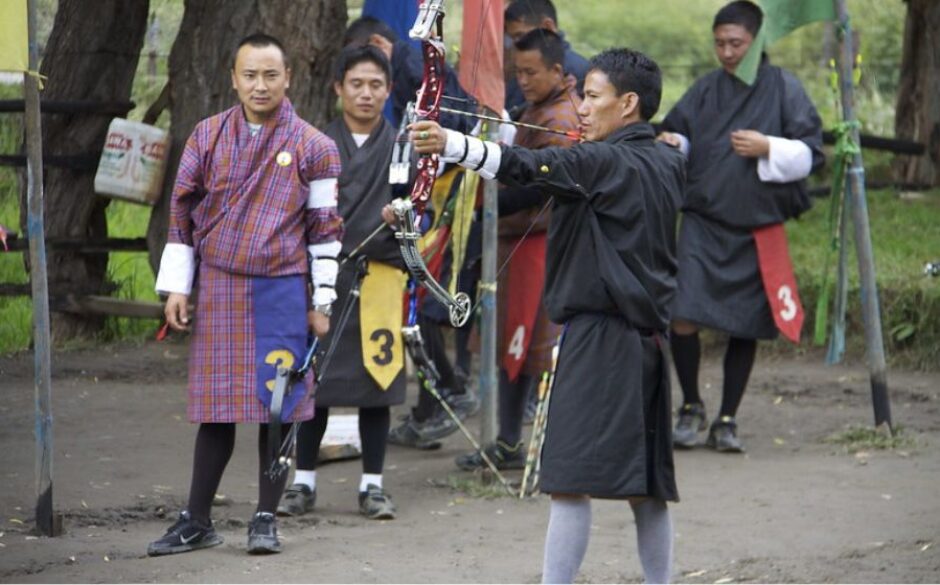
2,0,939,370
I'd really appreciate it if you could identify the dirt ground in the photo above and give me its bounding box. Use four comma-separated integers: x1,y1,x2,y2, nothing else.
0,338,938,584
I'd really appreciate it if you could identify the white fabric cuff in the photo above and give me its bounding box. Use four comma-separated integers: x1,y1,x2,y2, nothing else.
440,129,502,180
308,241,340,305
155,243,195,295
308,177,338,209
674,132,690,158
758,136,813,183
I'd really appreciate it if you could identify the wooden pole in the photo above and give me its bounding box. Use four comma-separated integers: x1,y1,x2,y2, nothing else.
478,114,499,445
24,0,60,536
834,0,893,431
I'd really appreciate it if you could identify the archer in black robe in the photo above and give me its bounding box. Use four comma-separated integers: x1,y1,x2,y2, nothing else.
490,122,685,500
662,58,824,339
315,116,407,409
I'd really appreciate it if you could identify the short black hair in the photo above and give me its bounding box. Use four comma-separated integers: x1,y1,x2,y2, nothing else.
514,28,565,70
505,0,558,26
233,33,289,70
588,48,662,121
713,0,763,37
344,16,398,47
333,44,392,84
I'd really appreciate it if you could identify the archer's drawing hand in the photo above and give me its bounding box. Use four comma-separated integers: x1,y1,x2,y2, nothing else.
165,293,190,332
656,131,682,148
308,309,330,338
409,120,447,155
730,129,770,158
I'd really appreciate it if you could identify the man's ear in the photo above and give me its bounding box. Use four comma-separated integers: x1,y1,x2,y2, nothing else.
284,67,291,90
620,92,640,120
541,16,558,33
231,69,238,91
333,80,343,98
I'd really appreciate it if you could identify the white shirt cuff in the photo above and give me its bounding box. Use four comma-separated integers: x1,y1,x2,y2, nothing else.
440,129,502,180
758,136,813,183
308,178,338,209
155,243,195,295
674,132,690,158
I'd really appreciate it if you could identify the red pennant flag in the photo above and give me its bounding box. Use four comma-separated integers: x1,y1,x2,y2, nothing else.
753,223,804,343
460,0,505,114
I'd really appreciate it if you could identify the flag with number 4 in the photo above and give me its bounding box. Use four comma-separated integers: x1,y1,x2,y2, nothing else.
753,223,804,343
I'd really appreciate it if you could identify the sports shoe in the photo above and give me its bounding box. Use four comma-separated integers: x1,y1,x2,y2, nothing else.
146,510,223,556
445,389,480,419
246,511,281,554
706,416,746,453
276,483,316,517
673,402,707,449
455,439,526,471
416,408,461,440
388,416,443,450
358,484,397,520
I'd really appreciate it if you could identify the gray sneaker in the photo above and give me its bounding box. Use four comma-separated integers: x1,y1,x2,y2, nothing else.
706,416,746,453
673,402,707,449
276,483,316,517
388,417,443,450
358,484,397,520
247,511,281,554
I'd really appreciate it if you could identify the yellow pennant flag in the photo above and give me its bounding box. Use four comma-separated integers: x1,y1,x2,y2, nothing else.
359,261,407,390
0,0,29,73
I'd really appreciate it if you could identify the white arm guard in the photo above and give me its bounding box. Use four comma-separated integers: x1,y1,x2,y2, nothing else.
308,240,341,305
440,128,502,180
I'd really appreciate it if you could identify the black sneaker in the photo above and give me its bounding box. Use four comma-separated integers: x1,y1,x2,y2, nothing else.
673,402,707,449
276,483,316,517
706,416,746,453
247,511,281,554
146,510,223,557
388,417,443,450
358,484,396,520
455,440,526,471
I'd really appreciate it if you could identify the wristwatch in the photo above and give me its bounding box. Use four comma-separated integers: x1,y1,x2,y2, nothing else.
313,303,333,317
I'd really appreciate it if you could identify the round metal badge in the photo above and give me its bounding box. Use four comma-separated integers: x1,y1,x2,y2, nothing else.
276,151,292,167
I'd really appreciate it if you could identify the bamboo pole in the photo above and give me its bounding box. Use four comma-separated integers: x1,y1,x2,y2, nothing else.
478,113,499,446
833,0,893,431
24,0,59,536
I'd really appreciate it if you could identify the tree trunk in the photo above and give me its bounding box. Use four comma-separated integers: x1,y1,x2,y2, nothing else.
146,0,348,272
893,0,940,187
23,0,149,341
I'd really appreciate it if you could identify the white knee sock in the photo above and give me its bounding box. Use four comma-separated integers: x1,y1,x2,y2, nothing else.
542,497,592,584
630,499,674,584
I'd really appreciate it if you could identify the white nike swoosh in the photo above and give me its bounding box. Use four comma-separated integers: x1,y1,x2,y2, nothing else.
179,532,199,545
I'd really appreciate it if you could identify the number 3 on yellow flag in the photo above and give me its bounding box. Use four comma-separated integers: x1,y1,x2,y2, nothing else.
359,261,407,390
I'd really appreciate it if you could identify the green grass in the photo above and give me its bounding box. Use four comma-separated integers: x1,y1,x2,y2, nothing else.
440,474,517,500
823,424,915,453
781,188,940,370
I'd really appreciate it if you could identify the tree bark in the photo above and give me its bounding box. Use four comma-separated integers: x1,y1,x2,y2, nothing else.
894,0,940,187
146,0,348,272
23,0,149,340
